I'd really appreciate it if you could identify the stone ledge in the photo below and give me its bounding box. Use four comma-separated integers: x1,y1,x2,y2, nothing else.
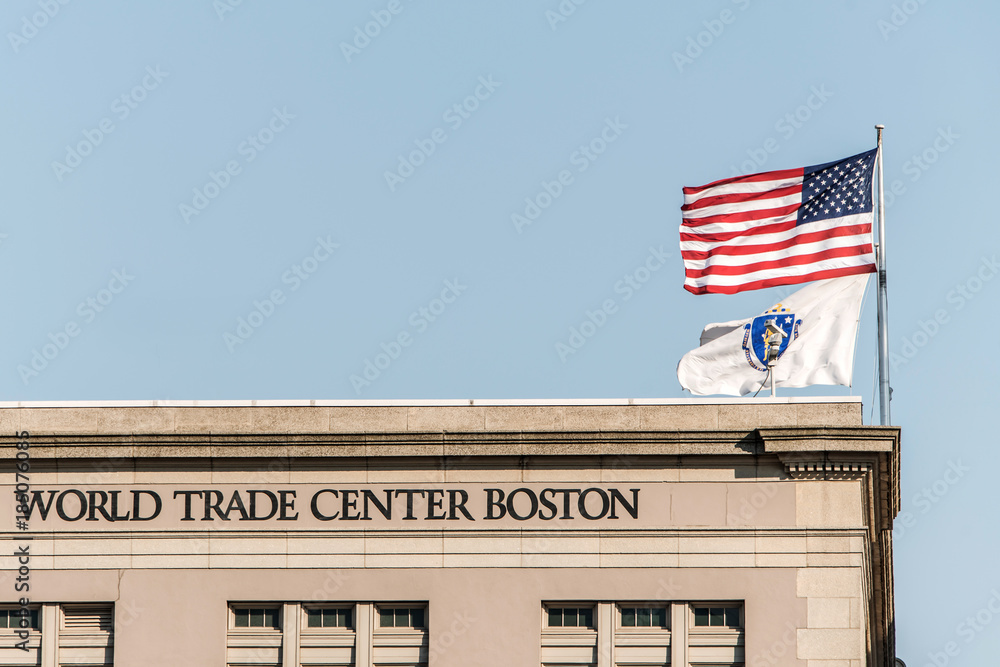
0,401,863,436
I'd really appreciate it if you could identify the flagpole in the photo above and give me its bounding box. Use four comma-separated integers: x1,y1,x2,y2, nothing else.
875,125,891,425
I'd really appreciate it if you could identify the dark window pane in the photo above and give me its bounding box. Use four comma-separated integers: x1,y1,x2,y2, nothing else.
31,610,40,630
579,608,593,628
410,608,424,628
0,611,7,629
548,608,562,627
694,608,709,626
709,608,724,627
266,609,279,629
652,607,667,628
637,608,650,627
725,607,740,628
379,608,395,627
235,609,248,628
339,609,352,628
564,609,578,627
307,610,322,628
395,608,409,628
622,608,636,627
249,609,264,627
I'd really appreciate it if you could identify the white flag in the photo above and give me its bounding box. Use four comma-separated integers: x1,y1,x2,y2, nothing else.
677,274,869,396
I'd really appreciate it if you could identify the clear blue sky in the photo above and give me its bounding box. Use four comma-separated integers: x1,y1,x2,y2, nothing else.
2,1,997,662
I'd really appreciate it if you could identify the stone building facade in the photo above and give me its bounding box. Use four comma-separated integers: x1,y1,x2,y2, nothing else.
0,398,899,666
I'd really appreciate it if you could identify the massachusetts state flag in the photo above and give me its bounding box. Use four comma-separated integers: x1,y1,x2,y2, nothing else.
680,148,878,295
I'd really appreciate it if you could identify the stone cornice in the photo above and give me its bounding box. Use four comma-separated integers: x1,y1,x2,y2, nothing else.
0,427,901,461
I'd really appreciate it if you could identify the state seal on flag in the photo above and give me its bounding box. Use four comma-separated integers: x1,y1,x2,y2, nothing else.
742,305,801,372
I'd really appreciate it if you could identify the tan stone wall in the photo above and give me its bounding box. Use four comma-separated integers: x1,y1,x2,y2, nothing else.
0,400,895,666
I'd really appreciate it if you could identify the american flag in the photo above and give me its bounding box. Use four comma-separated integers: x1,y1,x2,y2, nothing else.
680,148,878,295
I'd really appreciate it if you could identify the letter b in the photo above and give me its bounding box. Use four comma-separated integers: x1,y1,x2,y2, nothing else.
685,36,703,58
371,8,392,26
414,136,436,157
380,340,402,359
919,318,939,338
363,358,381,381
927,651,950,667
586,309,607,327
542,178,563,199
747,147,768,166
703,18,724,36
48,330,70,349
38,0,60,17
396,155,414,177
20,16,38,38
210,169,231,189
254,299,275,317
83,127,104,147
352,26,371,48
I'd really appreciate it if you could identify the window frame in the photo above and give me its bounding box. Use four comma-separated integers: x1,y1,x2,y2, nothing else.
616,602,670,631
374,604,427,632
302,604,355,632
542,603,597,631
689,603,744,631
0,607,40,632
229,603,282,631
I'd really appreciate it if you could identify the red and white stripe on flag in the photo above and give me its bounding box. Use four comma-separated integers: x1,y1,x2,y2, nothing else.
679,149,878,295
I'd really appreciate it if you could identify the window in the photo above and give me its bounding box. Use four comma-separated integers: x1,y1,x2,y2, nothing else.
233,606,281,630
547,606,595,629
228,602,428,667
306,606,353,629
377,606,425,629
620,605,668,629
693,606,741,629
60,604,115,667
300,604,357,666
0,608,39,630
689,604,744,667
542,604,598,667
228,605,282,666
542,601,743,667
